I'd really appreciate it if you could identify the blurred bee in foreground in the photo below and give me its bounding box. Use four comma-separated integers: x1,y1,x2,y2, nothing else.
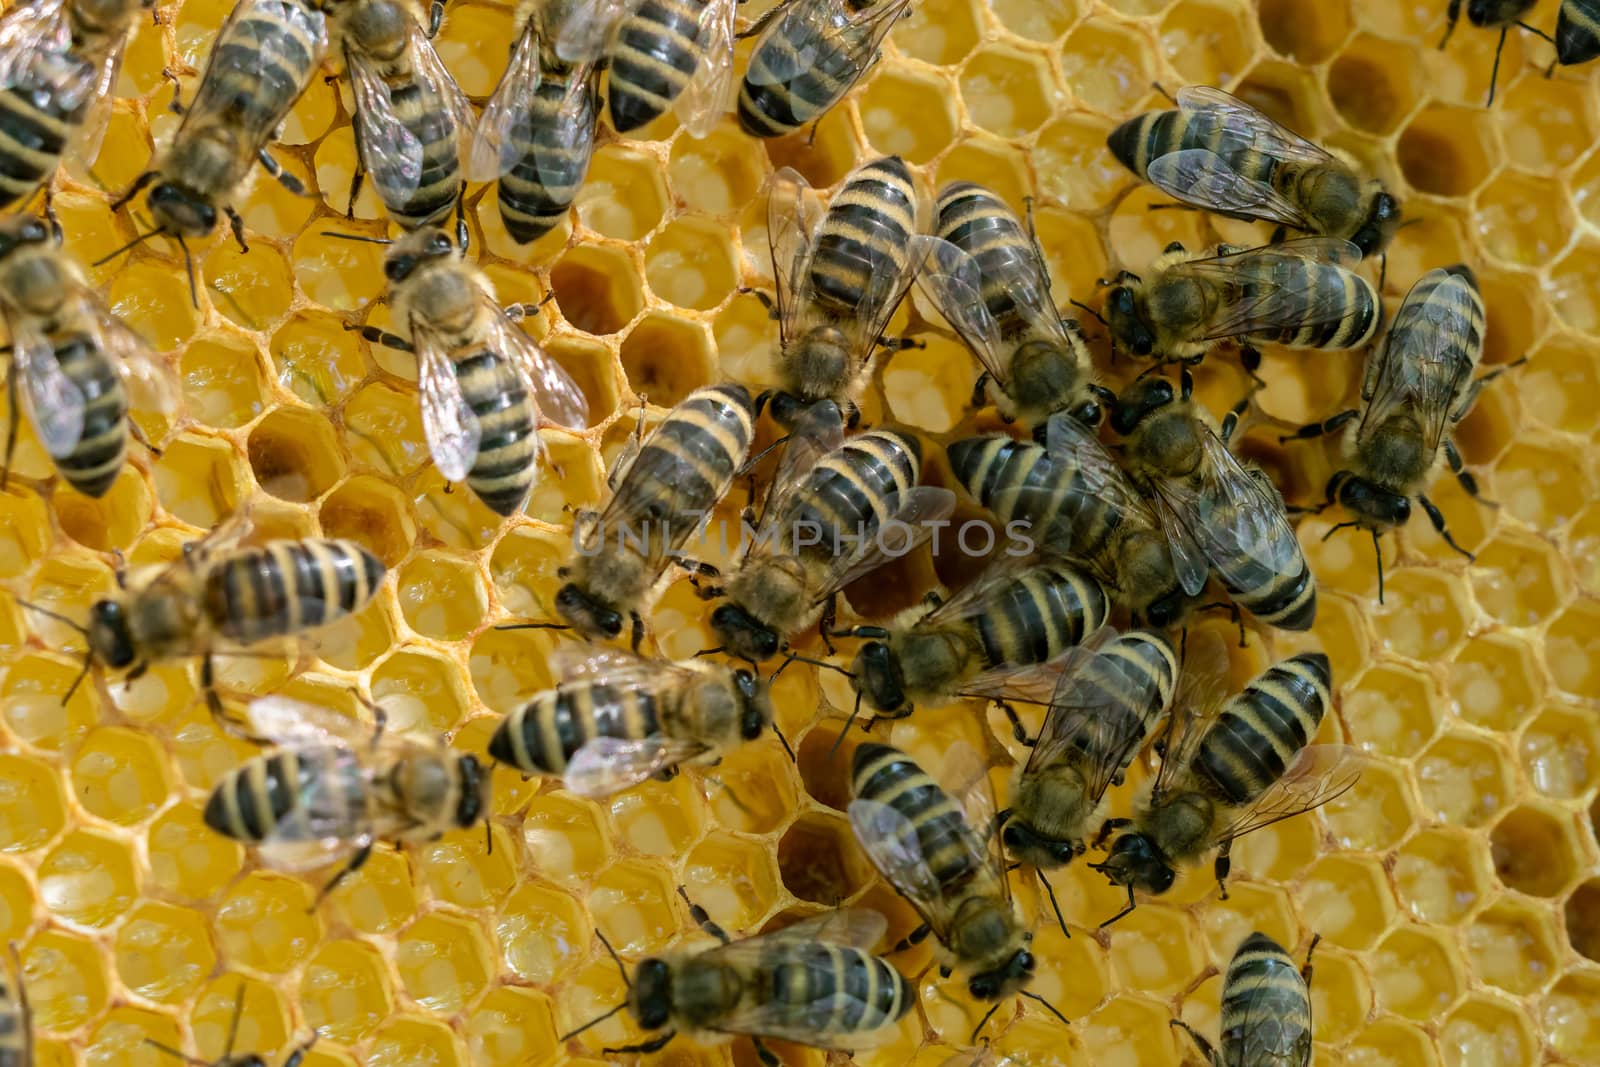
707,401,955,663
947,414,1202,628
1111,370,1317,633
0,943,28,1067
999,629,1178,930
911,181,1112,428
737,0,912,139
1280,265,1516,602
19,513,385,714
756,156,924,428
0,0,149,214
348,225,590,517
1172,931,1320,1067
467,0,600,244
488,647,784,797
1108,85,1402,259
850,743,1069,1038
325,0,473,241
147,983,319,1066
1099,238,1380,373
0,215,176,498
564,893,912,1065
1090,639,1360,925
204,695,489,903
103,0,328,301
1555,0,1600,69
844,557,1110,723
548,0,739,136
525,382,753,648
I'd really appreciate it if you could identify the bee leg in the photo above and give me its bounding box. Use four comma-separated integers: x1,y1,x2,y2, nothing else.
127,418,162,458
1301,932,1322,988
256,150,306,197
1452,355,1528,420
738,286,778,319
428,0,445,37
752,1037,782,1067
1418,493,1475,561
604,1032,677,1057
42,186,61,244
1237,343,1265,384
282,1033,320,1067
1486,27,1511,107
1092,818,1132,850
109,170,158,213
161,67,186,114
818,594,841,654
630,611,645,653
736,0,795,39
1099,884,1138,927
1444,438,1495,509
1278,408,1357,445
1170,1019,1221,1067
887,923,931,955
1037,869,1070,939
1212,840,1232,900
1440,0,1463,48
1,369,16,492
877,333,925,351
225,206,248,254
1150,80,1177,104
1218,393,1251,444
352,324,414,352
999,702,1035,746
677,885,732,944
311,842,373,909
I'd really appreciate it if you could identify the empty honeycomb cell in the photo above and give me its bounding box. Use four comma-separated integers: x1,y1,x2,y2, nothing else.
682,835,780,935
1347,1018,1443,1067
1031,207,1109,307
1298,855,1396,950
521,794,612,889
1521,706,1598,800
1371,926,1465,1019
1544,599,1600,698
895,0,983,64
776,811,876,905
1543,972,1600,1061
397,912,493,1014
1442,995,1537,1067
645,218,739,312
618,313,719,408
300,939,394,1043
609,776,705,858
151,434,244,529
1490,804,1583,897
69,726,171,826
23,929,109,1031
1107,185,1210,281
958,45,1057,138
1160,1,1255,87
1566,880,1600,962
396,551,487,642
467,986,558,1067
1383,211,1472,295
432,2,513,95
1449,634,1542,733
577,147,669,242
882,335,974,433
213,871,318,973
588,860,677,955
795,720,858,812
1257,0,1351,61
146,802,241,901
312,595,395,672
1469,533,1567,627
204,241,295,331
1548,241,1600,335
181,333,269,428
1522,334,1600,435
1200,883,1296,963
1107,907,1206,997
551,245,645,336
272,313,369,407
113,900,215,1003
1324,760,1414,851
1397,105,1497,197
713,290,781,388
38,828,138,927
1372,569,1471,661
106,255,200,352
56,470,152,554
1475,171,1575,267
292,227,390,313
368,1014,465,1067
343,383,429,478
856,66,959,165
0,490,49,579
1499,74,1598,173
330,846,417,936
247,405,346,503
0,860,33,941
1466,899,1561,995
486,526,567,620
1344,663,1440,757
415,822,517,910
0,752,66,852
1032,113,1130,210
1419,732,1516,828
1059,22,1156,114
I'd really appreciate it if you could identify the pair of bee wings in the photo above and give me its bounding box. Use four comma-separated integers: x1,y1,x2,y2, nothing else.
1144,85,1341,235
343,15,473,209
747,0,912,93
0,0,129,171
414,300,588,483
552,0,737,139
545,647,735,798
910,232,1076,391
188,0,328,143
1143,424,1306,600
6,283,177,461
1360,266,1480,453
746,399,956,601
467,18,596,185
1175,237,1367,343
679,908,902,1049
767,166,925,366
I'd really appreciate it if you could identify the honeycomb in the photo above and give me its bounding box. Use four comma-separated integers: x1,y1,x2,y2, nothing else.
3,0,1598,1064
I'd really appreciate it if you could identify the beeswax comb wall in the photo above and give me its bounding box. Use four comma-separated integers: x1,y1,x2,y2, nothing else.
1,0,1598,1063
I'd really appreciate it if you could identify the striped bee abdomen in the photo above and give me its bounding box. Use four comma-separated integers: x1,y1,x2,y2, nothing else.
788,430,918,557
934,182,1040,328
764,943,914,1032
0,52,92,210
1232,554,1317,632
1242,262,1378,351
946,435,1100,557
1222,932,1313,1066
204,539,386,645
378,79,463,228
621,382,755,527
489,681,661,775
737,0,864,138
852,743,979,888
972,563,1109,669
808,156,917,313
52,331,128,498
1557,0,1600,63
1387,264,1484,376
455,346,540,516
198,0,325,134
1195,652,1331,806
608,0,705,132
203,748,364,842
1107,107,1277,188
498,73,598,244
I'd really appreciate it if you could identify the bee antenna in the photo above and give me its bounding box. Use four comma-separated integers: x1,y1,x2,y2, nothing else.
173,234,200,309
559,930,633,1042
970,1001,1004,1042
223,982,247,1058
320,230,395,244
92,226,165,268
1036,869,1070,940
1371,528,1384,605
769,650,852,685
1020,988,1071,1028
495,620,569,632
770,721,795,762
826,689,867,763
142,1039,210,1066
14,598,94,702
1069,298,1106,326
694,645,725,658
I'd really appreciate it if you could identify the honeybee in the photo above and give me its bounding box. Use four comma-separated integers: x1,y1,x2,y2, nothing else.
488,647,778,797
146,984,318,1067
352,225,590,516
1556,0,1600,68
1107,85,1402,259
1172,931,1319,1067
549,0,738,136
552,382,754,649
758,157,924,428
1279,265,1511,603
0,944,28,1067
737,0,912,139
1101,239,1380,372
106,0,328,294
708,401,956,663
1439,0,1543,105
204,694,489,902
19,513,386,714
1111,369,1317,632
849,742,1068,1038
1089,639,1361,925
467,0,599,244
911,181,1112,428
0,215,177,498
326,0,473,239
562,895,913,1063
946,413,1203,629
0,0,149,212
846,557,1111,720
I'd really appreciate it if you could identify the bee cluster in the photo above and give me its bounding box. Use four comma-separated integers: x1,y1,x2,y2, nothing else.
0,0,1593,1065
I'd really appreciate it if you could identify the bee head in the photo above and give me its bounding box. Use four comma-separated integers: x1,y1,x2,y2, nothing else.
87,599,137,669
763,391,809,431
1065,384,1114,430
1329,471,1410,529
1092,832,1176,895
147,181,217,238
0,216,51,260
630,958,673,1030
732,669,772,741
967,946,1036,1002
385,227,457,283
709,603,779,663
1109,375,1175,435
1104,282,1154,357
850,640,905,714
453,754,487,830
1352,189,1402,257
1001,819,1079,870
555,582,625,639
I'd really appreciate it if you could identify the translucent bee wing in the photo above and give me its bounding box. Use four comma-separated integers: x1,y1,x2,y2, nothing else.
815,485,958,599
747,396,845,541
548,644,703,691
748,0,910,90
940,742,1007,899
553,0,641,64
246,695,377,748
1184,239,1367,342
848,797,946,920
346,48,426,200
1150,627,1233,800
702,985,905,1050
564,734,709,797
0,0,70,88
1147,491,1212,597
673,0,738,138
1211,744,1365,847
841,211,921,359
86,295,178,417
910,234,1010,386
767,167,823,348
11,317,85,459
750,907,888,951
485,304,589,430
468,20,540,181
1146,149,1312,232
185,0,327,142
65,36,129,165
410,21,477,177
1174,86,1335,166
413,324,481,483
1361,267,1478,453
254,745,374,871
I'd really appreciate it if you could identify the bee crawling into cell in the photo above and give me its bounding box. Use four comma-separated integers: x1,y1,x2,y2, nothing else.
146,982,319,1066
1171,931,1321,1067
561,890,914,1066
203,693,489,906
